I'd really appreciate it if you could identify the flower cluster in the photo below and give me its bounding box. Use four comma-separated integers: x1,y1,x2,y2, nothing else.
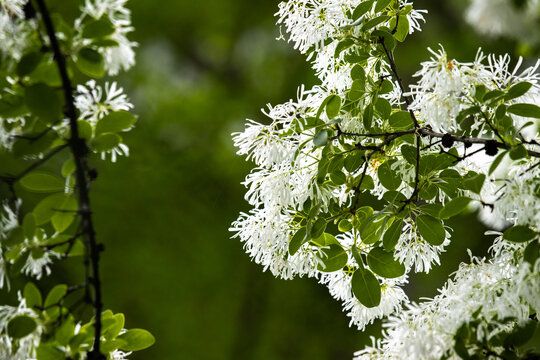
233,0,540,358
355,240,538,359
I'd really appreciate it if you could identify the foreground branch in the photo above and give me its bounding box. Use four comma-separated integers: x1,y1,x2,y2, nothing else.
34,0,104,358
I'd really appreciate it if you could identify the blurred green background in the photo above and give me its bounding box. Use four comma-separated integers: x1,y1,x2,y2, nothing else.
2,0,533,359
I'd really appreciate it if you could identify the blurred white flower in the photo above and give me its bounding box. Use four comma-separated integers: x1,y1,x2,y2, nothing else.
466,0,540,43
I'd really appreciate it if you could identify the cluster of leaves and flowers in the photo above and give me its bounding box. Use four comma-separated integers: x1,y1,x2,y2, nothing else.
232,0,540,358
0,0,153,359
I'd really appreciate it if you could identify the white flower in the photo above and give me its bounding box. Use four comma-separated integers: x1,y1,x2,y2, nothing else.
407,46,472,132
0,199,19,239
276,0,355,54
0,295,41,360
0,11,32,59
75,80,133,125
110,349,133,360
20,233,59,280
78,0,137,75
320,270,408,330
81,0,130,22
0,0,25,18
102,29,137,75
354,243,532,359
394,218,450,273
408,46,540,134
0,200,21,289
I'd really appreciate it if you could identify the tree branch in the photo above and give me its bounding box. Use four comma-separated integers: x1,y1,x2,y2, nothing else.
34,1,104,358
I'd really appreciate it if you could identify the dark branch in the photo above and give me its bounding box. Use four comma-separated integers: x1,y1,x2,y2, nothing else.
34,1,104,358
418,128,540,158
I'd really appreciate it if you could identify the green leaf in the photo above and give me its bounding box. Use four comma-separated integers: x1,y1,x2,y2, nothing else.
401,144,416,165
62,157,75,177
312,233,340,247
103,313,125,339
351,267,381,308
507,103,540,118
326,95,341,119
44,284,68,308
503,225,537,243
380,79,393,94
440,197,471,219
24,282,42,310
506,82,532,100
34,194,70,225
363,103,373,129
462,173,485,194
377,161,401,190
351,65,366,82
24,83,61,122
20,171,64,192
310,218,327,239
91,38,119,47
495,104,506,119
117,328,156,351
78,120,93,140
357,174,375,190
349,79,365,101
524,240,540,265
352,0,374,20
375,97,391,119
360,217,382,244
383,220,402,251
92,133,121,152
374,0,392,13
56,317,75,346
102,338,128,353
36,344,65,360
393,15,409,42
23,213,36,239
338,219,353,232
17,52,43,77
509,144,528,160
356,206,374,221
483,89,505,102
330,169,346,185
344,152,364,172
289,227,308,256
313,129,329,147
31,58,62,87
51,195,78,233
317,244,348,272
489,151,507,175
76,48,105,78
388,110,413,129
82,17,115,39
367,247,405,278
504,320,537,347
7,315,37,339
416,215,446,245
95,111,137,135
334,39,355,57
362,15,390,31
474,84,487,102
